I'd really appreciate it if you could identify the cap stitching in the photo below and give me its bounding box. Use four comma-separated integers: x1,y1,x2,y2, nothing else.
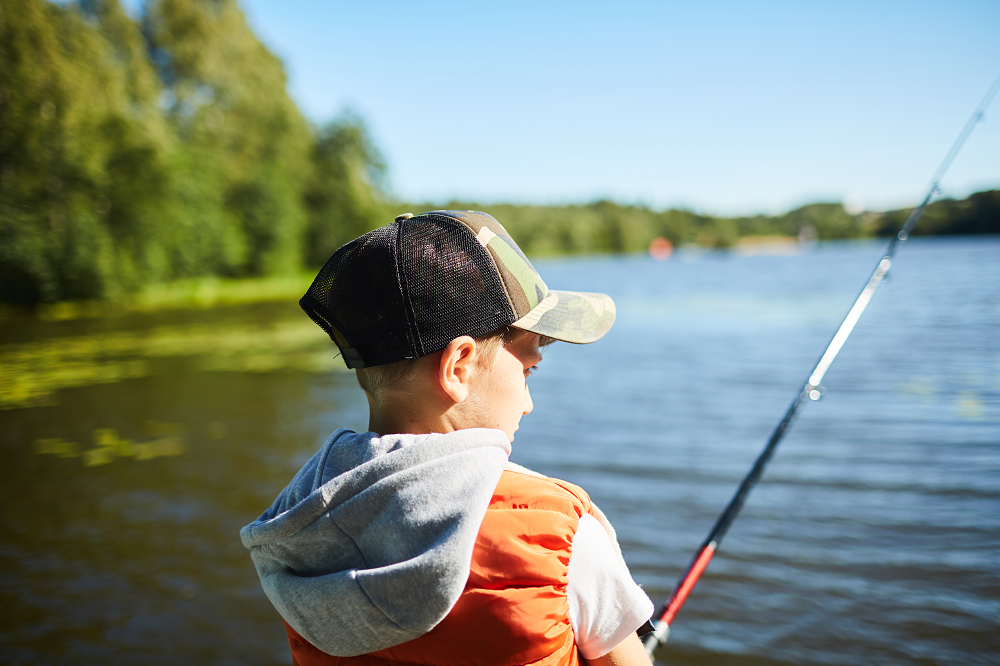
392,219,422,358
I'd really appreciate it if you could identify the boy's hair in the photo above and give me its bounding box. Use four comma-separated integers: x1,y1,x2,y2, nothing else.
356,327,553,397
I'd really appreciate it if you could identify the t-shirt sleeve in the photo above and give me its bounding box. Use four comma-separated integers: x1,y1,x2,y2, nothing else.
567,513,654,659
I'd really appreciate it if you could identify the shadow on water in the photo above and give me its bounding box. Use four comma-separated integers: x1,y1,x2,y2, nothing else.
1,237,998,664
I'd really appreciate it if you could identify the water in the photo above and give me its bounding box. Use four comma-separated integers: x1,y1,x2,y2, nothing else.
1,237,997,665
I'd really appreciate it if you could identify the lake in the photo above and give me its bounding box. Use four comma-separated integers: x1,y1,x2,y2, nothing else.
1,236,997,665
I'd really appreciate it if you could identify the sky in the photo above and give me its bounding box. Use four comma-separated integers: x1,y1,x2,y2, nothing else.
161,1,1000,215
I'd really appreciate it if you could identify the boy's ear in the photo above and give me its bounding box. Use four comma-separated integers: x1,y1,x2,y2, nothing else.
436,336,478,404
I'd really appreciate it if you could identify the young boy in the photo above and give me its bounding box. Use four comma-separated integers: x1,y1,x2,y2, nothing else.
241,211,654,665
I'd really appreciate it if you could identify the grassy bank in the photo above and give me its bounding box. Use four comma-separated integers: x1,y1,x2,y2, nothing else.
0,273,317,321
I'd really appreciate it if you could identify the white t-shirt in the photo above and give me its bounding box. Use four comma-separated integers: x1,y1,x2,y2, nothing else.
567,513,654,659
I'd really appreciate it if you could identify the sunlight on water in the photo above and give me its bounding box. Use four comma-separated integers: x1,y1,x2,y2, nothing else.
895,375,993,420
954,391,984,419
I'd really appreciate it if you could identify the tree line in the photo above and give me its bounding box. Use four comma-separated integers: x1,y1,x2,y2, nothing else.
1,0,384,306
1,0,997,307
405,192,998,258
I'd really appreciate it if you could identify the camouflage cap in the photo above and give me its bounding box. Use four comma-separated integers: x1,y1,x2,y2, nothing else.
300,210,616,368
450,211,616,344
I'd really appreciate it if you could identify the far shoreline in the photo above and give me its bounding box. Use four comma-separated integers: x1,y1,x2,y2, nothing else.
2,234,995,323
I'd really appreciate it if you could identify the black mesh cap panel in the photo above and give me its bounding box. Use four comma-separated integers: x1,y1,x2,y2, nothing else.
399,214,514,356
301,212,518,369
300,224,412,368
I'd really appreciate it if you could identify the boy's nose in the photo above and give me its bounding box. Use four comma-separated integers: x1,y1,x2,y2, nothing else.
523,385,533,415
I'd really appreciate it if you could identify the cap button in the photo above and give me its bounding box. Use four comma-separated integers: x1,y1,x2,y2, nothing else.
395,213,414,223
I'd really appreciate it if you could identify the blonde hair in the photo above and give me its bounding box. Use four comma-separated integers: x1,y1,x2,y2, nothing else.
355,327,553,397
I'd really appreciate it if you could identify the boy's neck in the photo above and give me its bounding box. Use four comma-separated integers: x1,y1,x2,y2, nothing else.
366,388,500,439
366,391,453,437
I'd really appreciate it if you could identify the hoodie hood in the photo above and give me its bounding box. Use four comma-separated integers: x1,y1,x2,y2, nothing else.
240,428,511,657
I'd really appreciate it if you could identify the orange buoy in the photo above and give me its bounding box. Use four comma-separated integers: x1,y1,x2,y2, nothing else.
649,236,673,261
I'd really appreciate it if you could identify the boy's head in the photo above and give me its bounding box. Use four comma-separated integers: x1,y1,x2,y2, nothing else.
300,211,615,439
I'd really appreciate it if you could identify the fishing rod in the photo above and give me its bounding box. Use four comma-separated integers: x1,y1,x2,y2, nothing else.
643,71,1000,659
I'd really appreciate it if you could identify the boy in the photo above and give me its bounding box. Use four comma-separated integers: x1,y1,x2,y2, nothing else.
241,211,654,665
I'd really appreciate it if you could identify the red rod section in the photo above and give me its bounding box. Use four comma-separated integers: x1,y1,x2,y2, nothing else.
661,542,716,625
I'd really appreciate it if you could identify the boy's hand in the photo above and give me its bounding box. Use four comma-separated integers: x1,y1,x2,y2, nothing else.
584,632,654,666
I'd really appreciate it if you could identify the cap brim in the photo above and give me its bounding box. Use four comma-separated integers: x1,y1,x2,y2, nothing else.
511,290,616,344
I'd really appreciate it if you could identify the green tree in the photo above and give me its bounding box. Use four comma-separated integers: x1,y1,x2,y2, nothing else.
143,0,313,276
874,190,1000,236
0,0,392,307
303,115,387,266
0,0,173,304
777,203,865,240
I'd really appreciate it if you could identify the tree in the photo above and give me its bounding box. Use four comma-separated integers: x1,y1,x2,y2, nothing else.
874,189,1000,236
303,114,387,266
0,0,172,303
143,0,313,276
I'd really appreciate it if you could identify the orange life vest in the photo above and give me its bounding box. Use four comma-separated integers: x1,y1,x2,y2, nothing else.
283,468,593,666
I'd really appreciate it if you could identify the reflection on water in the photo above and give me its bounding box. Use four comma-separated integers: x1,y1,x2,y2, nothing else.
0,237,998,665
0,316,341,409
896,376,993,420
35,424,186,467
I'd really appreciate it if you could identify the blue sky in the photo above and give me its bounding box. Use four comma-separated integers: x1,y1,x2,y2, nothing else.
167,1,1000,215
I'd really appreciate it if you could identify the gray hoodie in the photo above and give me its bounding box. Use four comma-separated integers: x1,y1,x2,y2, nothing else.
240,428,511,657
